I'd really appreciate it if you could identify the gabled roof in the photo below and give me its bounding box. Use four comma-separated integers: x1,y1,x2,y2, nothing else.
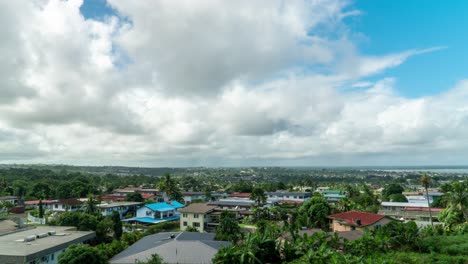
179,203,216,214
109,232,230,264
50,198,83,206
328,211,386,227
145,201,184,212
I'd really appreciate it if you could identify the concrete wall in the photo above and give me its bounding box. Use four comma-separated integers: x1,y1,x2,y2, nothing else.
331,218,392,232
180,212,211,232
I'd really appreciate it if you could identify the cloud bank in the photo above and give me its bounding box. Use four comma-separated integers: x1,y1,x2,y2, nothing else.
0,0,466,166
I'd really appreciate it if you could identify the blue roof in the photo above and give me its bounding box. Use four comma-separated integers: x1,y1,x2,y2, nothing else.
145,201,184,212
123,215,180,224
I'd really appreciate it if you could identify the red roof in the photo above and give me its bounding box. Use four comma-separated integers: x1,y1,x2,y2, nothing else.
328,211,386,226
100,195,127,201
228,192,251,198
141,193,155,199
25,200,55,205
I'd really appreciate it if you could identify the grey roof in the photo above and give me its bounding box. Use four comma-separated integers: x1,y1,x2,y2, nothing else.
109,232,230,264
208,201,253,207
267,192,311,196
0,226,95,263
179,203,216,214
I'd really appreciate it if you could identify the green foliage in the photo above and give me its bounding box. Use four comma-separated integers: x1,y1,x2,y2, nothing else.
382,183,404,200
215,211,242,243
49,212,98,231
126,192,144,202
146,221,180,234
58,244,107,264
250,187,267,207
96,217,114,243
385,252,467,264
419,234,468,256
38,199,44,218
298,196,331,229
159,173,184,203
96,240,129,259
185,225,199,232
136,254,165,264
388,193,408,202
111,211,123,239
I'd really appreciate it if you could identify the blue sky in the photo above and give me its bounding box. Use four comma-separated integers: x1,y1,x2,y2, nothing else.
80,0,468,98
350,0,467,97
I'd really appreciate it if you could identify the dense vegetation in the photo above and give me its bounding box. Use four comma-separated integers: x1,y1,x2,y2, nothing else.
0,165,466,263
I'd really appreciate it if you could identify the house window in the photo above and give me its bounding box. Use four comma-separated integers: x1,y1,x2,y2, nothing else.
351,226,356,231
183,221,187,226
51,253,54,260
55,204,58,208
194,214,199,218
146,210,152,216
193,222,200,227
183,213,188,218
294,196,297,199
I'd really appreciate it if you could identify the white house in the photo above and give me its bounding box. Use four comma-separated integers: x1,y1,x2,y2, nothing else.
97,201,143,218
179,203,217,232
123,201,184,224
0,226,95,264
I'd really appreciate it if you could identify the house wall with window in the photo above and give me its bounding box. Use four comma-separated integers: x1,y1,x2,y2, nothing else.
180,212,212,233
331,217,392,232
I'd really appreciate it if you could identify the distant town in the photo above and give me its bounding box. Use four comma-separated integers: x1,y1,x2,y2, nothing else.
0,165,466,263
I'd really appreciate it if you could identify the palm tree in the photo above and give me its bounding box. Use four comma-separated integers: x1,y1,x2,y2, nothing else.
444,181,467,222
159,173,183,202
421,174,434,228
84,195,98,215
250,187,267,207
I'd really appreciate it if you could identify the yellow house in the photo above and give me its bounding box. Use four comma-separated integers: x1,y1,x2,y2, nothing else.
328,211,393,232
179,203,217,232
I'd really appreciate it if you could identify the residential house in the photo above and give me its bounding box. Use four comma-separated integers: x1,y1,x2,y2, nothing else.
267,191,311,203
109,232,230,264
97,201,143,218
0,226,95,264
228,192,251,199
179,203,217,232
379,202,443,222
182,192,206,204
328,211,393,232
123,201,184,224
323,193,346,204
48,199,84,213
0,196,19,206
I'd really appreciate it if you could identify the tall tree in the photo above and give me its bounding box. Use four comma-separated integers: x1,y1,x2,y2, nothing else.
215,211,241,243
250,187,267,207
58,244,107,264
111,211,123,239
38,199,44,219
159,173,183,203
84,195,98,215
442,180,467,222
421,174,434,228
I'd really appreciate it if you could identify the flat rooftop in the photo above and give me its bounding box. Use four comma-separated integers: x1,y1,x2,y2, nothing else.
97,201,143,208
0,226,95,261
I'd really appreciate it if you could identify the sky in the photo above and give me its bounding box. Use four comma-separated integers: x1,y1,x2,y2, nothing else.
1,0,468,167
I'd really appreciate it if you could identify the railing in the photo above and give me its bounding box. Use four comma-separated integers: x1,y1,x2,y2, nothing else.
27,213,46,224
378,210,439,220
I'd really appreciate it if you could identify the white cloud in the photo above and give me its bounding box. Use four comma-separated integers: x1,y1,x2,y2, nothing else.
0,0,465,166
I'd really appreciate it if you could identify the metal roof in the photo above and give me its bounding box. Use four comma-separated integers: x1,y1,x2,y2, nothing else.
109,232,230,264
145,201,184,212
